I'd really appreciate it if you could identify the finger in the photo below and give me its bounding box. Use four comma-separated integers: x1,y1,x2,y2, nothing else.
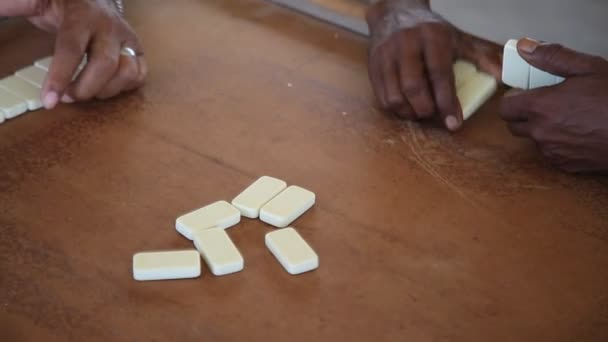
397,32,435,119
499,90,532,122
381,50,406,112
65,34,120,101
368,51,388,108
506,121,532,137
121,37,147,90
422,25,462,130
499,87,553,122
42,26,91,109
132,55,148,90
395,99,417,120
517,38,603,77
457,33,503,80
96,54,140,100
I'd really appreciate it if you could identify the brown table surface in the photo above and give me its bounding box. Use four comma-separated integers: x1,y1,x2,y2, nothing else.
1,1,608,341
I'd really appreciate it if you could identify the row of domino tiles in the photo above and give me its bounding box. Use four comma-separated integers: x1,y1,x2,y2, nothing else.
502,39,565,90
0,56,85,124
133,176,319,281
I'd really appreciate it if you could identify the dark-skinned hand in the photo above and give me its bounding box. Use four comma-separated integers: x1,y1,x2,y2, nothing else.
3,0,147,109
501,38,608,174
366,0,502,131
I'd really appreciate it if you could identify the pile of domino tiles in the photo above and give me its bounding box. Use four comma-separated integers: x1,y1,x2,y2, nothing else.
132,176,318,281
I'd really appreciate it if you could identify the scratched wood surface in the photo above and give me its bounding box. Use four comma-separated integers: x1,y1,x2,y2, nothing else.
1,1,607,341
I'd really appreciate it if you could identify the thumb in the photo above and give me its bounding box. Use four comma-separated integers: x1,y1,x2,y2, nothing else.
517,38,603,77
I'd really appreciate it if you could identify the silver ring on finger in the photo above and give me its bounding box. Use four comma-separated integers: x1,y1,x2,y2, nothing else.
120,46,138,58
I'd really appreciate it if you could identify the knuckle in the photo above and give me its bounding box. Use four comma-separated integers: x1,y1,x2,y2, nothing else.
420,22,449,39
58,37,87,57
138,65,148,82
73,92,93,102
401,79,427,97
427,68,451,84
381,43,398,59
396,27,417,39
385,95,403,109
539,145,553,158
539,144,562,163
89,57,119,76
123,64,139,82
415,95,436,116
541,44,565,65
507,124,520,136
396,29,421,50
380,101,391,110
135,72,147,86
102,52,120,68
74,88,95,101
530,126,546,141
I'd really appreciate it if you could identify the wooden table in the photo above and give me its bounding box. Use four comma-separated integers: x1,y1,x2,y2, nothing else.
1,1,607,341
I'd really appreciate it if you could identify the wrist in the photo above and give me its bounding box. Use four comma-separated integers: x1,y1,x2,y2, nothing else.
366,0,431,28
110,0,123,15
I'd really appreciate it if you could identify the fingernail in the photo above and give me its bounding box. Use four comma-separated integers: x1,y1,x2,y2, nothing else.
519,38,540,54
61,94,75,103
42,91,59,110
445,115,460,131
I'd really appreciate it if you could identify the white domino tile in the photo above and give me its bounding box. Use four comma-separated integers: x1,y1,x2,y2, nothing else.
529,65,565,89
0,87,28,120
36,56,87,73
176,201,241,240
265,227,318,275
232,176,287,218
193,228,244,276
15,65,47,88
458,72,498,121
0,76,42,110
453,60,478,88
502,39,530,89
34,56,53,71
260,186,315,228
502,39,567,90
132,250,201,281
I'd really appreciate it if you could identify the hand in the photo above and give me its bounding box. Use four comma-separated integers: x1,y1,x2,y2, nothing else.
366,0,502,131
26,0,147,109
500,39,608,173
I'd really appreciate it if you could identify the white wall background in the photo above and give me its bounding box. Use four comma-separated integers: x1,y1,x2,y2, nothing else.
431,0,608,57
